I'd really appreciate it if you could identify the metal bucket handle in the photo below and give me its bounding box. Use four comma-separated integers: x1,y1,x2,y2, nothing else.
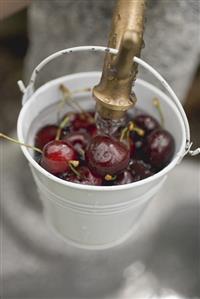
17,45,200,157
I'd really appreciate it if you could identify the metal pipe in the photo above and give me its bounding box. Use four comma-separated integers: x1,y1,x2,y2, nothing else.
93,0,146,120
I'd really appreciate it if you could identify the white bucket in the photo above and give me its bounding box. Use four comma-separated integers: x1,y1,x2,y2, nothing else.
17,46,197,249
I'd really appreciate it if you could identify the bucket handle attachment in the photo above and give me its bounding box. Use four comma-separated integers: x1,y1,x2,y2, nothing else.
17,46,199,157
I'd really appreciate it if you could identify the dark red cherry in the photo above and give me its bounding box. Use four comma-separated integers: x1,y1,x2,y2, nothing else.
134,136,144,153
85,135,130,176
129,159,154,182
71,112,95,131
35,125,58,150
62,132,90,155
143,129,175,169
122,137,135,156
66,166,102,185
86,124,97,136
115,170,133,185
41,140,77,175
133,114,160,135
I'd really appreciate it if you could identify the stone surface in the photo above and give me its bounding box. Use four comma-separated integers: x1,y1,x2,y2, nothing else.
1,140,199,298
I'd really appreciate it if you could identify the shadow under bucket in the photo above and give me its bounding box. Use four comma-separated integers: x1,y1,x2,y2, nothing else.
17,46,193,250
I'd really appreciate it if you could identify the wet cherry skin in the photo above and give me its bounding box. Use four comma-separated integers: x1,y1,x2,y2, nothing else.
71,112,95,130
61,112,97,136
133,114,160,136
41,140,77,175
85,135,130,176
115,170,133,185
85,124,97,137
62,132,90,155
143,129,175,169
130,114,160,156
129,159,154,182
120,137,135,157
35,125,58,150
35,106,176,186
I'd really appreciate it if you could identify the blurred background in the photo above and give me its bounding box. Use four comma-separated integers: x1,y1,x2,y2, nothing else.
0,2,199,299
0,5,199,147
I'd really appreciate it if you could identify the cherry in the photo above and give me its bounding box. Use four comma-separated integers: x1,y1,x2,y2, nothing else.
130,114,160,155
32,105,176,186
118,124,137,157
143,129,175,169
35,125,58,150
85,124,98,137
60,112,97,136
66,166,102,185
133,136,144,154
115,170,133,185
129,159,154,182
120,137,135,156
71,112,95,131
62,132,90,155
117,121,144,159
133,114,160,136
41,140,77,175
103,170,133,186
85,135,130,176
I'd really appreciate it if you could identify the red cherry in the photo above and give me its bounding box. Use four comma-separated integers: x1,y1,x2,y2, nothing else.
35,125,58,150
34,108,176,187
130,115,159,159
86,124,98,136
143,129,175,169
41,140,77,175
66,166,102,185
62,132,90,155
61,112,97,136
115,170,133,185
133,114,160,136
71,112,95,131
129,159,154,182
85,135,130,176
121,137,135,157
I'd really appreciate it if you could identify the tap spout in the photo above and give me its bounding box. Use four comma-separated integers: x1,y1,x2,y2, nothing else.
93,0,146,121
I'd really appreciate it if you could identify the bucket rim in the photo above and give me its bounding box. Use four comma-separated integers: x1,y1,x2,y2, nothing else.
17,72,186,192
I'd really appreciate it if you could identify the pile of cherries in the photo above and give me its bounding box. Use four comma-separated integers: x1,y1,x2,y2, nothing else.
34,103,175,186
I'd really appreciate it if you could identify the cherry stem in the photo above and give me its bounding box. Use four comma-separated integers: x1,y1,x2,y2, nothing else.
60,84,80,112
56,116,70,140
57,85,76,119
153,98,164,127
120,127,129,142
120,122,144,142
72,87,92,94
128,122,145,136
68,160,82,178
59,84,94,123
0,133,42,154
104,174,117,181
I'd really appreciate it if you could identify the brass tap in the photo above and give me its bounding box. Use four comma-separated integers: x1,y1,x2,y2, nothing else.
93,0,146,120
